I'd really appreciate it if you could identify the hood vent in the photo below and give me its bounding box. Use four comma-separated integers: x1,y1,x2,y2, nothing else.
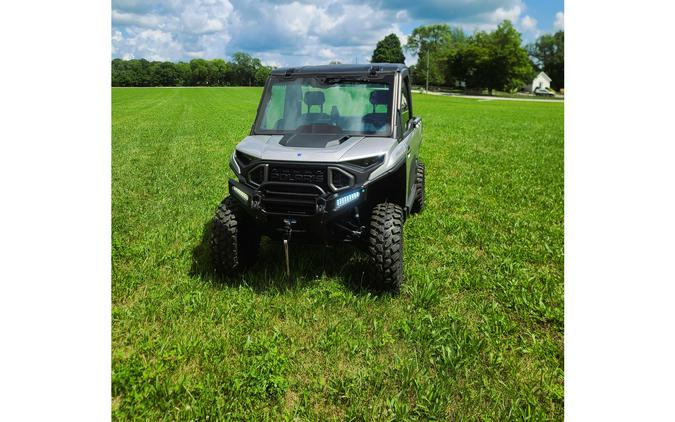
278,132,349,148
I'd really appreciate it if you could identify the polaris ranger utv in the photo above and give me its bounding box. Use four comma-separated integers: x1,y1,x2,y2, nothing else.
211,63,424,290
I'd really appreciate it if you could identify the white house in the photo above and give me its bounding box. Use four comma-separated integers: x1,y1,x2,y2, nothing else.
525,71,552,92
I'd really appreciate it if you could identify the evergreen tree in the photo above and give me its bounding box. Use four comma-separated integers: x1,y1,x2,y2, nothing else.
371,34,405,64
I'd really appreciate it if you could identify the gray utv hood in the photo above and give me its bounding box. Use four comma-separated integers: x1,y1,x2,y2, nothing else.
236,134,397,163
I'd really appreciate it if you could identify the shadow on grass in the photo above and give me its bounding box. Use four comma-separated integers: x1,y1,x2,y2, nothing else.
189,220,385,296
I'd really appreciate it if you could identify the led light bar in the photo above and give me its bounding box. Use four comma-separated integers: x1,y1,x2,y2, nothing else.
232,185,249,202
335,191,360,210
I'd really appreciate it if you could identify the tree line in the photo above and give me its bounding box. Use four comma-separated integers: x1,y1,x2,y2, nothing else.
112,20,563,92
371,21,564,92
112,52,272,87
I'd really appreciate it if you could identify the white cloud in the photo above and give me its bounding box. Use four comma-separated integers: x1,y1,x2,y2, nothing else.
553,11,564,31
111,0,546,66
319,48,336,59
395,10,409,21
521,15,537,31
448,1,526,33
179,0,233,34
490,4,523,23
225,1,405,65
138,29,175,44
112,28,183,61
112,10,165,28
112,0,235,60
518,14,540,37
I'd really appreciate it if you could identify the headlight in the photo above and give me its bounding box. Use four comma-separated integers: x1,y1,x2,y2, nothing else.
235,150,257,166
345,154,385,168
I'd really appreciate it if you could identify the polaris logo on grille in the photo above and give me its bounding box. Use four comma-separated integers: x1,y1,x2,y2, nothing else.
270,167,325,184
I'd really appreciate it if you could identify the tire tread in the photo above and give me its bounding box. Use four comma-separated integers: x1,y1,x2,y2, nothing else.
210,197,259,275
411,161,425,214
367,202,404,291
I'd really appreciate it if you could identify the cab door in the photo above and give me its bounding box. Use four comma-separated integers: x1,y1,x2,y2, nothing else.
398,74,422,209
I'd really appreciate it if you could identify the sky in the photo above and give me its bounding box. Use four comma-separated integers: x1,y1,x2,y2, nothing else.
111,0,564,67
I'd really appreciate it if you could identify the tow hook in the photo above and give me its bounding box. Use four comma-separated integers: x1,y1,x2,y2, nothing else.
251,193,262,210
316,197,327,214
282,218,296,276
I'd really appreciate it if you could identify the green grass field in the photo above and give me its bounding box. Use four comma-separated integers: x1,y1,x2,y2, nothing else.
112,87,564,420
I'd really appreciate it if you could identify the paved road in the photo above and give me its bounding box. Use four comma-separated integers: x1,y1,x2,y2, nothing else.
414,90,564,103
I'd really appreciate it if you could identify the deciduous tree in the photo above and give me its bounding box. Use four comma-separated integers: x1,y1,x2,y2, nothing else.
528,31,564,89
405,24,466,87
449,21,532,94
111,55,273,87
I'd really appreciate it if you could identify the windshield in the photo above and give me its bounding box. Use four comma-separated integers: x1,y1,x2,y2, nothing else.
254,76,393,136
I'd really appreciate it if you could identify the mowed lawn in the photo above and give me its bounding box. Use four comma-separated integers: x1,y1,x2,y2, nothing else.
112,87,564,420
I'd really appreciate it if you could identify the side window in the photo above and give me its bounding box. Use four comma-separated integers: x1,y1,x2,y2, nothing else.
401,76,412,131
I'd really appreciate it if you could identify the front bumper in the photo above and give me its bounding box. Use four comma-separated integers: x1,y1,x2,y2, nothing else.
228,178,367,242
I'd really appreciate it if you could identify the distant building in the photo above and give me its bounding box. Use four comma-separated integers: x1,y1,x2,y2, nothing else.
525,71,552,92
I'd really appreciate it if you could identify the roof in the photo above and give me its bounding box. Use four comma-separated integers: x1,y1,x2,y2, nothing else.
270,63,407,76
534,71,552,82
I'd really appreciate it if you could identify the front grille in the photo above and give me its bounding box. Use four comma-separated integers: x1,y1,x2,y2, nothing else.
269,165,326,187
260,183,323,215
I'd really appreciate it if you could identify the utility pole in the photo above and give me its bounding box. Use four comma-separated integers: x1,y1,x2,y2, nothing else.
426,53,429,92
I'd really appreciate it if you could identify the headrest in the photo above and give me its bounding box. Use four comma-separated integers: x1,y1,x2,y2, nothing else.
304,91,325,106
370,90,389,106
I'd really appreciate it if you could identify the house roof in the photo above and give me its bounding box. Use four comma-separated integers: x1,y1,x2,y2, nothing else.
535,71,552,82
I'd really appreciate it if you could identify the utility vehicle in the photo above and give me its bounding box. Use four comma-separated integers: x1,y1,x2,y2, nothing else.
211,63,424,290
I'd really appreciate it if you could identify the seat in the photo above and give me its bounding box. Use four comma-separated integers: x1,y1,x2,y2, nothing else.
304,91,326,111
368,90,389,109
301,91,330,124
362,89,390,130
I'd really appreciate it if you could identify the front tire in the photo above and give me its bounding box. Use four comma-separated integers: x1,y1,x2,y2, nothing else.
366,203,404,291
210,197,260,275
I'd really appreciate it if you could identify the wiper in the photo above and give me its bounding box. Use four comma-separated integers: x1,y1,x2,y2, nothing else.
337,135,352,144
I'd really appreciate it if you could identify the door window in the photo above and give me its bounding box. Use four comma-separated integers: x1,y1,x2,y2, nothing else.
401,76,412,131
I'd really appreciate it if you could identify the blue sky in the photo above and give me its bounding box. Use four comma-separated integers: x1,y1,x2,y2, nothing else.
112,0,564,66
